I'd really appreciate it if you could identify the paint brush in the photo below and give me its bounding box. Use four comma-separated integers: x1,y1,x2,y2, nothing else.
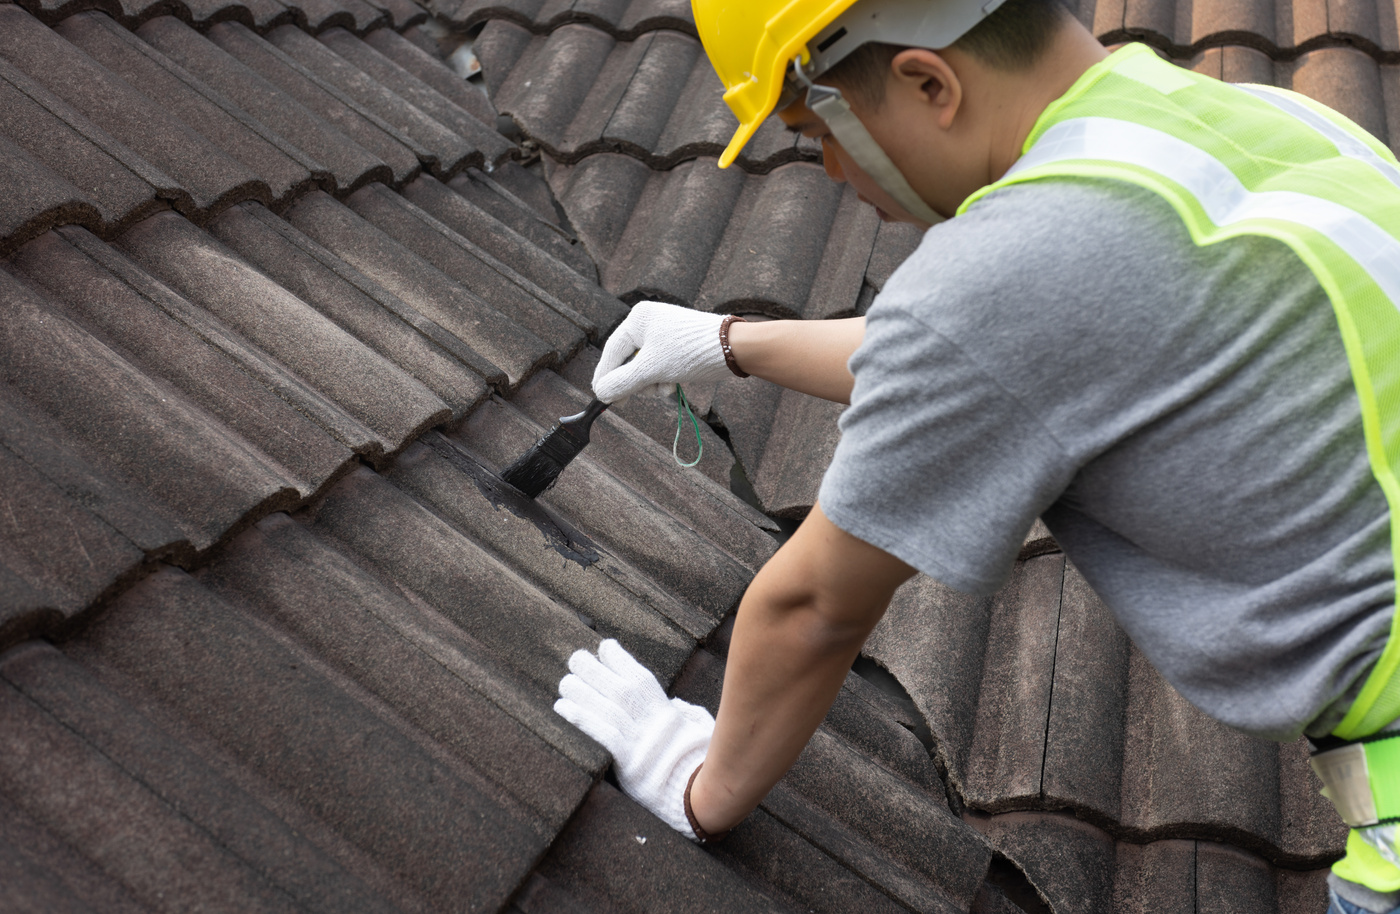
500,399,609,498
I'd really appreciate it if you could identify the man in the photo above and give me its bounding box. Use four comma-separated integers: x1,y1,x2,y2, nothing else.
550,1,1400,910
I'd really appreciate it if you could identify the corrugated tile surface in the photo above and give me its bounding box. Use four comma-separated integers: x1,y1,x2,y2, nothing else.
0,0,1379,908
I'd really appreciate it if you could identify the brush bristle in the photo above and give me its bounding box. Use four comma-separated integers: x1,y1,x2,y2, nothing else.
500,446,565,498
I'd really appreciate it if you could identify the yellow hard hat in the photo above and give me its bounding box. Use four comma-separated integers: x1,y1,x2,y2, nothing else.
693,0,860,168
693,0,1006,168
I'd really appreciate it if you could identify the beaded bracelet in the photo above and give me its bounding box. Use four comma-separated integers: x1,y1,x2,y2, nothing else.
719,314,749,378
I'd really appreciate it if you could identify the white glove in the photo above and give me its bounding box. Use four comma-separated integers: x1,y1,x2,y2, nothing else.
592,301,729,402
554,639,712,838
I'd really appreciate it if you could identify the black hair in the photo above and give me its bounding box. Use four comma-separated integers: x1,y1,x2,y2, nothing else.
819,0,1072,107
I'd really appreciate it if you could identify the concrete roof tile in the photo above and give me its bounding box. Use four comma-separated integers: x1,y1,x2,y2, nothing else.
1285,47,1390,148
209,201,494,413
445,167,599,278
0,791,149,914
202,511,602,827
115,209,451,458
305,465,603,692
284,188,554,387
0,7,263,217
403,174,624,335
346,181,596,351
138,16,392,193
362,25,498,126
0,266,299,554
0,57,161,237
79,565,553,912
445,0,693,38
529,780,799,913
484,21,818,171
0,640,396,914
1111,839,1196,914
10,226,353,493
0,444,143,641
503,368,778,570
60,12,318,207
206,21,420,185
0,133,105,251
324,28,511,163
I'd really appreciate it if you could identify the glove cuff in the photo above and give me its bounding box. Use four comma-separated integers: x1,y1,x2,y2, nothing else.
684,763,730,846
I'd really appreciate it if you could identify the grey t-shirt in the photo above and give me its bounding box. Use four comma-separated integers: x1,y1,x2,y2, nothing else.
819,178,1395,741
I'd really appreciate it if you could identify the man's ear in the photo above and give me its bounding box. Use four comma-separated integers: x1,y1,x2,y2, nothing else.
890,48,962,130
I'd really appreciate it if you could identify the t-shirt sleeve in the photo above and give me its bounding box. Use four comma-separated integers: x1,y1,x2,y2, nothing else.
818,299,1079,595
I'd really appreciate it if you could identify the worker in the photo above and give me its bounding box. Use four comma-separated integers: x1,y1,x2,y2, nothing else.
549,1,1400,910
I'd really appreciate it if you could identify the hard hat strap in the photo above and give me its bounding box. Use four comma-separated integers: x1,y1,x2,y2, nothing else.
793,58,942,224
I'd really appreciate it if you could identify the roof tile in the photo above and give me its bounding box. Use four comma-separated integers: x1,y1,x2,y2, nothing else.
0,445,143,641
283,188,555,386
10,226,352,493
0,6,263,217
0,640,396,914
201,511,603,827
323,27,512,163
483,21,814,171
137,16,392,193
402,174,625,333
114,209,451,459
0,133,105,251
446,167,599,278
1285,47,1390,147
60,11,319,206
0,57,162,240
270,25,477,175
363,25,498,126
443,0,694,38
0,265,299,555
206,21,420,185
76,565,553,912
344,181,596,349
208,201,494,413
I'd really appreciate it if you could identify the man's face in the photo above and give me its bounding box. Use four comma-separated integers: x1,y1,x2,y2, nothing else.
778,98,927,225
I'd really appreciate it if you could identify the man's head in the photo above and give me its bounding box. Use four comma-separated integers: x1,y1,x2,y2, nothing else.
695,0,1104,223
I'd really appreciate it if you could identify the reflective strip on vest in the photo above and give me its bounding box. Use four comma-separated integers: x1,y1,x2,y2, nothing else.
959,43,1400,741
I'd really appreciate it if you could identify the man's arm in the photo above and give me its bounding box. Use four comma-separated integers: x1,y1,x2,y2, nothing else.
688,502,915,832
728,317,865,404
590,302,864,405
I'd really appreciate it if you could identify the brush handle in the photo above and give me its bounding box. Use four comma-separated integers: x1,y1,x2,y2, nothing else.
557,398,609,443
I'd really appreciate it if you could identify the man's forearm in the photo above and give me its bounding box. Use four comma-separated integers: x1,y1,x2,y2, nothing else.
727,317,865,404
688,504,913,833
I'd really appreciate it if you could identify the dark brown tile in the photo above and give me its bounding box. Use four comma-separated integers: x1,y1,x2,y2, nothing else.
284,188,554,387
0,266,299,555
269,25,474,175
0,132,104,252
201,512,602,828
457,395,756,622
1285,47,1389,147
0,6,262,218
403,174,625,336
531,780,797,914
10,226,352,495
138,16,392,192
448,167,599,279
306,465,601,692
345,181,592,354
79,565,553,913
1112,839,1195,914
325,28,512,166
209,201,494,414
0,56,161,239
1,641,397,914
978,811,1117,914
61,12,321,206
206,21,420,185
115,210,450,460
362,25,498,126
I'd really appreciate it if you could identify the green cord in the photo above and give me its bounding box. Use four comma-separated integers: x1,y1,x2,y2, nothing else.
673,384,703,468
